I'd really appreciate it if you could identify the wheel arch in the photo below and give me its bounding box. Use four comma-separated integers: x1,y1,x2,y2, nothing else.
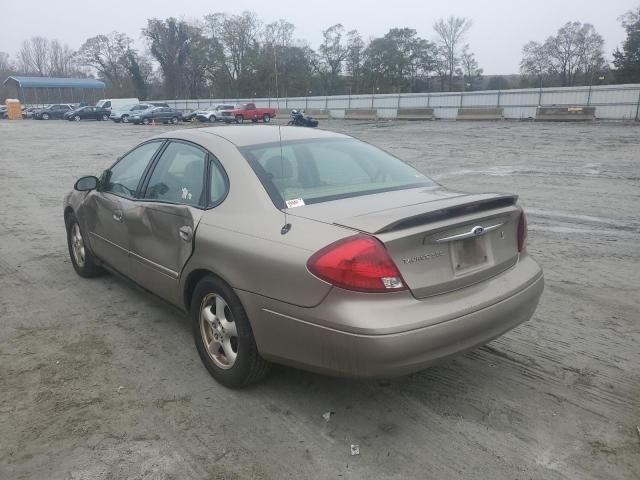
64,206,75,228
183,268,227,312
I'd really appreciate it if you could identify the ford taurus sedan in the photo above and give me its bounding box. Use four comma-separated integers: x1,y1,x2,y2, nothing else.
64,126,543,388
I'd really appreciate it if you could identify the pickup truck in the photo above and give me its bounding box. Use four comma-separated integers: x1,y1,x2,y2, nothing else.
221,103,277,124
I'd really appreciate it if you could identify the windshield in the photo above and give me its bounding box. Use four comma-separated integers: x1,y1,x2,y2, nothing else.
241,138,435,208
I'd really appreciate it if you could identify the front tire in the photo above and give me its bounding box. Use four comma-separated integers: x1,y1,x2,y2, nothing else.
192,275,268,388
235,115,243,124
121,115,129,123
170,116,179,124
101,114,109,121
42,113,50,120
209,115,217,123
66,213,103,277
142,117,150,125
262,113,271,123
74,115,81,122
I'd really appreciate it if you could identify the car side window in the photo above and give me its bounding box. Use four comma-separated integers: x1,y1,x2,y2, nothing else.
104,141,163,199
144,142,206,207
210,160,227,206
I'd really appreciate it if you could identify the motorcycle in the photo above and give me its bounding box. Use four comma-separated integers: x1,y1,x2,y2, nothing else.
287,110,319,127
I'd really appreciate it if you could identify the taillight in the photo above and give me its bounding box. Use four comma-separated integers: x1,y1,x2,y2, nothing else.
517,210,528,252
307,234,406,293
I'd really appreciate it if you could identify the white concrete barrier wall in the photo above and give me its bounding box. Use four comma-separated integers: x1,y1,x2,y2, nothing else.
165,84,640,121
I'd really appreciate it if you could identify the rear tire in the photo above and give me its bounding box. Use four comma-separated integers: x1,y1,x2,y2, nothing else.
74,115,81,122
66,213,103,278
42,113,50,120
209,115,217,123
235,115,243,124
170,116,179,124
142,117,150,125
121,115,129,123
101,114,109,121
192,275,269,388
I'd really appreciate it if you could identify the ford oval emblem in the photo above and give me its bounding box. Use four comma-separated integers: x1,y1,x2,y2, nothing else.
472,226,485,236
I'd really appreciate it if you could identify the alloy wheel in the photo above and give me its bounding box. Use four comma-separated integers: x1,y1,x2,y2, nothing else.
199,293,238,369
70,223,85,268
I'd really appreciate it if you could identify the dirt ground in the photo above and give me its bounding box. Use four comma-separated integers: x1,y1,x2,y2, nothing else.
0,118,638,480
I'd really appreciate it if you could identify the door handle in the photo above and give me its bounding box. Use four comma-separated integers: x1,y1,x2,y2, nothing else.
112,210,123,223
179,226,193,242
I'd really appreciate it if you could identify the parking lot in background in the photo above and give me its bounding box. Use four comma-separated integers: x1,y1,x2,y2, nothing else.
0,119,638,479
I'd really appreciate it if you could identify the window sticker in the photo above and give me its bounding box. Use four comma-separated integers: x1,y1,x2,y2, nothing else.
285,198,305,208
181,187,193,200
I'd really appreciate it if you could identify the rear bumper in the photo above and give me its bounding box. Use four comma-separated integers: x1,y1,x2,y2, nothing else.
237,256,543,378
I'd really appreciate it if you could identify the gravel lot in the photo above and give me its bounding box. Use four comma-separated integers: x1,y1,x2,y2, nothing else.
0,118,638,480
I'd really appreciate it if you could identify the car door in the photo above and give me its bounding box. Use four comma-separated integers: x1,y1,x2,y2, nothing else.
125,141,213,305
156,107,171,122
82,140,165,276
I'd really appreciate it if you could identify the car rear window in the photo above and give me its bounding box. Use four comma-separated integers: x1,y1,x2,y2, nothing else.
241,138,435,208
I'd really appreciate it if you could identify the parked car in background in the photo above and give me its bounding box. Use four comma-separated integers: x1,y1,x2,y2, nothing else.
195,104,235,123
182,109,200,122
64,106,111,122
33,104,74,120
129,106,182,125
110,102,171,123
22,106,37,119
96,98,139,112
221,103,276,124
0,106,7,119
183,105,216,122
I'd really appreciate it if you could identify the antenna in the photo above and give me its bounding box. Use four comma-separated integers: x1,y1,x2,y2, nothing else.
274,41,291,234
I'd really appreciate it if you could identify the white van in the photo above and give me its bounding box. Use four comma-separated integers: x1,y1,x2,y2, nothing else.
96,98,139,112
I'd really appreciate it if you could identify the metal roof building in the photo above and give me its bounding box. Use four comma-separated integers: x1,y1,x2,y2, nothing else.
3,76,106,105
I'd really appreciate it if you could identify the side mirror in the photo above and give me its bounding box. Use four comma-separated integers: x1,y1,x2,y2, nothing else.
74,175,99,192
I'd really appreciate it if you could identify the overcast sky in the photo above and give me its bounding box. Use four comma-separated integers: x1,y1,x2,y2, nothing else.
1,0,636,74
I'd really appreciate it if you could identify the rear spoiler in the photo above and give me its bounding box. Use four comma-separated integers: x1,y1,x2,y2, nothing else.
334,194,518,234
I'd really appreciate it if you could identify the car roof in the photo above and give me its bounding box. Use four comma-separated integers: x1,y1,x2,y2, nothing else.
152,125,349,147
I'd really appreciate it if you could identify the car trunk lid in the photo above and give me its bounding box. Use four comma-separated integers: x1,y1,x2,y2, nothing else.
287,188,521,298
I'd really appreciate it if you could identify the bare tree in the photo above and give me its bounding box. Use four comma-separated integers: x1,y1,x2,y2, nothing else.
78,32,133,83
0,51,13,73
264,19,295,48
520,41,549,86
346,30,365,94
521,22,605,87
206,11,261,96
143,18,199,98
263,19,296,95
459,45,482,90
433,16,472,90
17,37,50,75
319,24,349,94
49,40,77,77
